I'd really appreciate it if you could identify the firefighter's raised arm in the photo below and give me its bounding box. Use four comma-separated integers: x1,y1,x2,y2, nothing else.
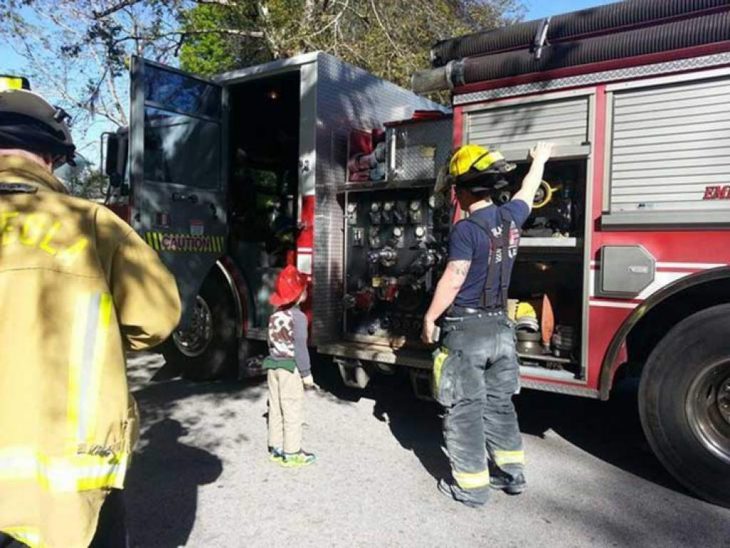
512,141,554,211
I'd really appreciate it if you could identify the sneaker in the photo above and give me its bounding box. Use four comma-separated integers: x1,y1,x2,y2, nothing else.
268,447,285,463
490,472,527,495
437,479,484,508
281,450,317,468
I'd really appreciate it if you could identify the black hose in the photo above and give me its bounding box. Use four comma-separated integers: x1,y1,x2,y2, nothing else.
430,0,730,67
413,10,730,93
462,10,730,85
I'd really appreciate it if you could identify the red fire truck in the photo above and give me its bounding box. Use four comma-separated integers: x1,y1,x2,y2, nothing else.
407,0,730,507
104,0,730,508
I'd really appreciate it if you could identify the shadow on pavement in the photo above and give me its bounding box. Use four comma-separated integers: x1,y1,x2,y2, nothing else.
312,358,685,498
312,359,451,482
515,378,686,494
125,419,223,548
125,354,267,548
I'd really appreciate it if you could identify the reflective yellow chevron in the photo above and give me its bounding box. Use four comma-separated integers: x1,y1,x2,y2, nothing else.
143,232,225,254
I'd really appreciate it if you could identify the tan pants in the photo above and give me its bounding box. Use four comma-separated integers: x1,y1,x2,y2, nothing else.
267,368,304,453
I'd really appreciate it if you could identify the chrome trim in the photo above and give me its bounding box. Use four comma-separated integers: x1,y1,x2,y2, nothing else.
602,210,730,228
215,51,321,85
605,65,730,92
602,91,614,214
459,87,596,111
215,260,243,338
581,93,596,383
520,378,599,399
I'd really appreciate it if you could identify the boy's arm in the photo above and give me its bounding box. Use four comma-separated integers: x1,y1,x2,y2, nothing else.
292,309,312,379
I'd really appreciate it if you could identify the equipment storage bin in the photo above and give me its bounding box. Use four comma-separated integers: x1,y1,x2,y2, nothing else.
385,114,452,182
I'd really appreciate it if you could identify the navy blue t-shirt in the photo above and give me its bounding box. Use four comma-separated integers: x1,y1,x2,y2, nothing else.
448,200,530,308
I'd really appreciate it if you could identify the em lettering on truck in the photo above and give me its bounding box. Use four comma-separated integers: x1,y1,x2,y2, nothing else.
702,185,730,200
145,231,225,253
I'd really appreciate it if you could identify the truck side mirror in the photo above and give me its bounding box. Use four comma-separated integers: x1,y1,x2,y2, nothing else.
104,132,128,188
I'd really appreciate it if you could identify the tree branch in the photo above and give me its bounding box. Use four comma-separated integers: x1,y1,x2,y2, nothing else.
92,0,144,20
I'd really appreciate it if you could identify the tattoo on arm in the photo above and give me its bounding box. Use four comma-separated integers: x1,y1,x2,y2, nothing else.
447,260,472,278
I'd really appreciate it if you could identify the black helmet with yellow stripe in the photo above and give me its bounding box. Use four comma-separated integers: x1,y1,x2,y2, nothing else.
448,144,515,192
0,75,75,167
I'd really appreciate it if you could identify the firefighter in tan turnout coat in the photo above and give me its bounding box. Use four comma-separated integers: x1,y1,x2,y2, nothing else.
0,78,181,547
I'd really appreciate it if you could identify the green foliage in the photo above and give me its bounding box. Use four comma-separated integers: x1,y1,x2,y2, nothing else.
179,5,240,76
180,0,525,88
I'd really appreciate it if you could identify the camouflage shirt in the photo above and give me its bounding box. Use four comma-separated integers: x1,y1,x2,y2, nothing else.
267,307,311,376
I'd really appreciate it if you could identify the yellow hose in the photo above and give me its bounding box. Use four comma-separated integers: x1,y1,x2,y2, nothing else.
533,180,555,209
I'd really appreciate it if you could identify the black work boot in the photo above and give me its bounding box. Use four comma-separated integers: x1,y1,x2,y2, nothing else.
437,479,486,508
490,471,527,495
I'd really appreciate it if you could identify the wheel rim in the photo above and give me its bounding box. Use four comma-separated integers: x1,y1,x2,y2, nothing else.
172,295,213,358
686,360,730,465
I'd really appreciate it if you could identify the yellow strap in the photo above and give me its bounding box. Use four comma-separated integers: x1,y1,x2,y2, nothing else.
493,450,525,467
432,347,449,397
452,469,490,490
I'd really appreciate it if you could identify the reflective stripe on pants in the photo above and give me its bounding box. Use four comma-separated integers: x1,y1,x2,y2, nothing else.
493,449,525,468
452,469,490,490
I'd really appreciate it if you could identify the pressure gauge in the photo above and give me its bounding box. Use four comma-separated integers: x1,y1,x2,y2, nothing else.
415,226,426,238
347,203,357,213
371,202,381,212
384,201,394,212
410,200,420,211
393,227,403,238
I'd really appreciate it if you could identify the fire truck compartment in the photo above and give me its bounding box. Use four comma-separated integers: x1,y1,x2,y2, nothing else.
213,53,446,339
228,70,302,329
337,150,589,381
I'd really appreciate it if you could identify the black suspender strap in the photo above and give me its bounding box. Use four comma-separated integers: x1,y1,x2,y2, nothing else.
465,207,516,310
497,213,513,309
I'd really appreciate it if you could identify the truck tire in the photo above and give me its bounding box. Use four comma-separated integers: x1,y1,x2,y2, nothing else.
638,304,730,508
162,275,238,381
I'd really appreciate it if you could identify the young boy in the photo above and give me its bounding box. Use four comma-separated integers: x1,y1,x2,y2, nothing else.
264,264,317,467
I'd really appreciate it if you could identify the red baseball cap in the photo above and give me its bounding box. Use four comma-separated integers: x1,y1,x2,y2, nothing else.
270,265,307,307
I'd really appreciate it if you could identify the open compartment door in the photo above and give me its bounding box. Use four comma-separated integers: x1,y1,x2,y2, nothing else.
129,57,227,321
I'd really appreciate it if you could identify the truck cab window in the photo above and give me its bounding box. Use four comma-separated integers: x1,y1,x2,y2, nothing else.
143,107,220,188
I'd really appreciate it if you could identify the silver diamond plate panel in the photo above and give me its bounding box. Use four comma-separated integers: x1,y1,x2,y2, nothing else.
454,52,730,105
519,378,599,399
387,118,453,181
311,53,446,345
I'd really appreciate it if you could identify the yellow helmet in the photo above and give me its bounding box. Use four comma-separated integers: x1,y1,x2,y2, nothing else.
448,144,515,191
516,302,537,319
0,75,30,91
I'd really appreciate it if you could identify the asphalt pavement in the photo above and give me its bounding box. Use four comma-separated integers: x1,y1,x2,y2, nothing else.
125,352,730,548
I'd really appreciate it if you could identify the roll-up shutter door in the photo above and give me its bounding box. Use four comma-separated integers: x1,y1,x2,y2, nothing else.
465,97,590,159
609,76,730,215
